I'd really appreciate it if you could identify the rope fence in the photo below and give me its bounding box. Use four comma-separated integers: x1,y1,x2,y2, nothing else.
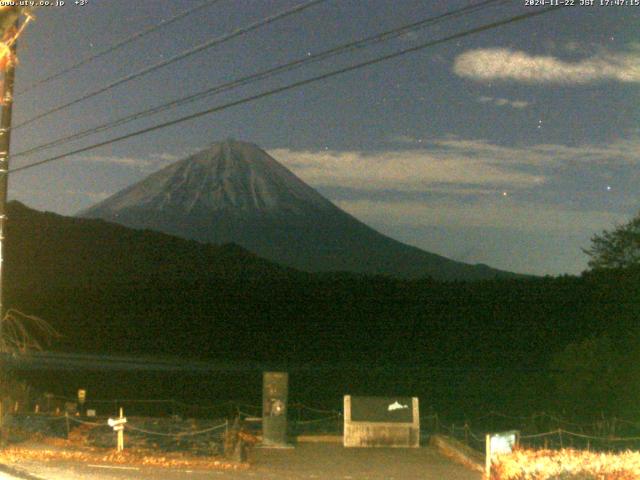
66,415,104,427
126,422,227,437
521,429,640,442
10,395,640,453
295,414,341,426
52,413,230,454
442,417,640,454
62,407,640,453
45,395,240,418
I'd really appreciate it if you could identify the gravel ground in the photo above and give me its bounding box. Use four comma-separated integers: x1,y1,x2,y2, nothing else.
4,443,481,479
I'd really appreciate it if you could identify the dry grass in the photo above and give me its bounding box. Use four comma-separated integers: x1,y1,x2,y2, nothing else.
491,448,640,480
0,433,248,472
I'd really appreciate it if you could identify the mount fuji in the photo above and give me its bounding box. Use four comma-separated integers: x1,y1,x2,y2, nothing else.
79,139,513,280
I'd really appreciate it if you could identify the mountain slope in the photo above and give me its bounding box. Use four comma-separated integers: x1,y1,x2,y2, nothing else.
80,139,514,280
6,200,295,289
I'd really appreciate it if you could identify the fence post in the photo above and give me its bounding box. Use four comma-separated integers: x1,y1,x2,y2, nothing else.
558,429,563,449
65,412,70,439
435,413,440,434
117,407,124,452
464,422,469,446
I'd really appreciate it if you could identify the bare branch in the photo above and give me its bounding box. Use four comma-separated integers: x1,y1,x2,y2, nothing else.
0,309,60,354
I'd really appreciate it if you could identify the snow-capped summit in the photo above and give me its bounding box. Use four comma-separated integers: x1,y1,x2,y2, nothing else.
84,139,332,216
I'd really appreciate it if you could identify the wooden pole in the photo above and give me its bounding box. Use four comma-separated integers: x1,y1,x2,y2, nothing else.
117,407,124,452
0,14,18,325
485,434,491,479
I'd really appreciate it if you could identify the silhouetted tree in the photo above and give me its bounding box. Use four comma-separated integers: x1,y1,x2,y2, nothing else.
550,336,625,418
584,211,640,270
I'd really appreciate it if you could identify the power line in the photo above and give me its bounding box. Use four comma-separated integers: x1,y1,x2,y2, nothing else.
12,0,507,160
12,0,328,131
16,0,223,96
10,6,562,175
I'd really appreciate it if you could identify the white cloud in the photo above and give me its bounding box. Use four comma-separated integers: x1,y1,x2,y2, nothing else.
270,147,545,193
65,190,110,201
71,152,183,170
528,139,640,165
477,96,530,108
453,47,640,84
73,155,155,168
336,198,627,235
149,152,182,163
391,134,426,145
428,137,639,166
270,137,639,197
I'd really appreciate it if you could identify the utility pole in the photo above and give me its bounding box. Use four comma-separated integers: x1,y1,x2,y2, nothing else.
0,13,18,325
0,9,20,444
0,7,31,326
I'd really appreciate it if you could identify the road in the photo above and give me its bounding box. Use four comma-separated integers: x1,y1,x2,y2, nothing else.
2,444,481,479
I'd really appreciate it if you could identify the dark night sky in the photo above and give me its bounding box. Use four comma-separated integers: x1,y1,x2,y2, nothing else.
6,0,639,275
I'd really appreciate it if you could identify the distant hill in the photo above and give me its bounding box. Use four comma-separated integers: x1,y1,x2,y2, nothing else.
6,200,295,289
4,200,303,355
4,200,629,364
4,201,639,418
79,139,515,281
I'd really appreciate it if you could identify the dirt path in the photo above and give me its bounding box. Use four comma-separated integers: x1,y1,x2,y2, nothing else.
247,444,482,479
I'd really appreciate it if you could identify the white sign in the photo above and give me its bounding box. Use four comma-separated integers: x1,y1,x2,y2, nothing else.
486,431,519,477
112,424,125,432
490,431,518,455
108,417,127,427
